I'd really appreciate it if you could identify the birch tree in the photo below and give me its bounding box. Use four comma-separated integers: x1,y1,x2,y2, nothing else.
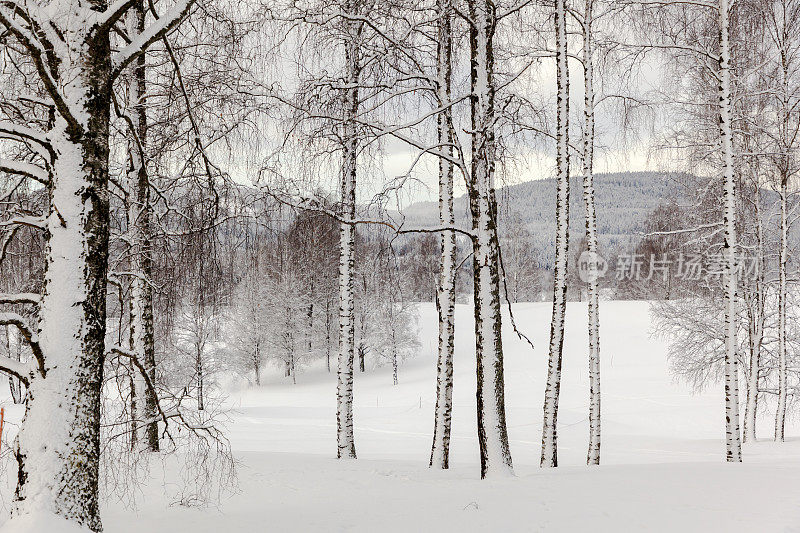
761,0,800,442
0,0,192,526
541,0,571,468
123,0,159,452
468,0,514,478
580,0,601,466
640,0,743,462
430,0,457,470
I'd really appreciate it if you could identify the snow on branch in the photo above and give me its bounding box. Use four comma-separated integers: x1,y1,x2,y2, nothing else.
263,186,476,239
0,312,44,378
0,353,31,384
111,0,194,78
0,215,46,230
0,121,50,147
96,0,137,31
0,158,49,184
0,293,40,305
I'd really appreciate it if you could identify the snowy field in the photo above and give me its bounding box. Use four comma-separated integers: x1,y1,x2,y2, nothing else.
3,301,800,532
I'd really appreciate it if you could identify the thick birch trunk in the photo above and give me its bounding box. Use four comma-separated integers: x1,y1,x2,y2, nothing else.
582,0,601,466
469,0,513,478
126,0,159,452
718,0,742,462
13,53,111,530
541,0,570,468
336,11,360,459
430,0,456,470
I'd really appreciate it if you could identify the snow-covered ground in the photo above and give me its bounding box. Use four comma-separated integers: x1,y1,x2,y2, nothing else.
3,301,800,531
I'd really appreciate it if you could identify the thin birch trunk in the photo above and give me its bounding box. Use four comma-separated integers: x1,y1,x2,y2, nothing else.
775,179,788,441
196,338,204,411
743,188,764,443
336,3,361,459
718,0,742,462
126,0,159,452
469,0,513,478
430,0,456,470
582,0,601,466
774,35,791,442
541,0,570,468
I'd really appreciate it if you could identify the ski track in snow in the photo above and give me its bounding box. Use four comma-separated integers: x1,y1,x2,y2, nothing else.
1,301,799,531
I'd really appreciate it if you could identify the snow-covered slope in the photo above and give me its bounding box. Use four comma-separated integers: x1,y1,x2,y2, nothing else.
5,301,800,531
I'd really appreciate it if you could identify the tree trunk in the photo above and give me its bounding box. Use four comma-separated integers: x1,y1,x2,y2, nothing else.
582,0,601,466
126,0,159,452
775,179,788,441
197,342,204,411
430,0,456,471
541,0,570,468
392,348,398,386
743,189,765,443
468,0,513,478
13,34,112,529
336,5,361,459
718,0,742,462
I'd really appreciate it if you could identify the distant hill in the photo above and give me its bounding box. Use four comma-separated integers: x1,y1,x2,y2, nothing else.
397,171,686,268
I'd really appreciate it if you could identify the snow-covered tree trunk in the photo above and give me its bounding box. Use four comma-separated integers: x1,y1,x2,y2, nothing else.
336,6,361,459
541,0,570,468
468,0,513,478
581,0,601,466
430,0,456,470
717,0,742,462
126,0,159,452
12,48,112,533
775,179,788,441
0,0,191,527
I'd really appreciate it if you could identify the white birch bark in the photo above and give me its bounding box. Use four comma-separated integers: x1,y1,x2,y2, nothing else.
336,4,361,459
718,0,742,462
14,78,110,533
468,0,513,478
430,0,456,470
126,0,159,452
582,0,601,466
541,0,570,468
775,179,788,441
743,190,764,443
774,29,791,442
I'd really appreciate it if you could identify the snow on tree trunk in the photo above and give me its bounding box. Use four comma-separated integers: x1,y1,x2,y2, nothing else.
430,0,456,471
126,0,159,452
718,0,742,462
541,0,570,469
13,40,111,533
468,0,513,478
336,7,361,460
775,179,788,441
582,0,601,466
